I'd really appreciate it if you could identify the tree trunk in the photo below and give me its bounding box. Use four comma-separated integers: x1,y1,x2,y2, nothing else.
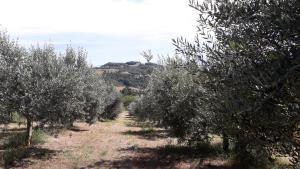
223,132,229,153
26,118,33,147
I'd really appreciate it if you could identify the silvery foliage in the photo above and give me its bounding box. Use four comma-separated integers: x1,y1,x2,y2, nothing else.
0,31,119,127
61,46,119,124
0,31,26,123
173,0,299,167
130,56,211,144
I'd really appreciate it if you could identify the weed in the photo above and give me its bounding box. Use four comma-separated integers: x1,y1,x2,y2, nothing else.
4,129,47,148
100,150,107,156
32,129,47,144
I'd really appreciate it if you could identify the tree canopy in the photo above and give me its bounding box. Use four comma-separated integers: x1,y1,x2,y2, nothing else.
0,31,119,146
130,0,300,168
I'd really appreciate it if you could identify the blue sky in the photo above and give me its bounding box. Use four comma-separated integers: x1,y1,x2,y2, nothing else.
12,32,176,67
0,0,198,66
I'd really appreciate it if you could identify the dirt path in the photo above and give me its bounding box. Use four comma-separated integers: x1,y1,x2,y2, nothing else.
5,111,233,169
13,112,180,169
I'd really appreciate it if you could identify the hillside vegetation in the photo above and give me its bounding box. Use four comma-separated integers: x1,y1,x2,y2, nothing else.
96,61,160,89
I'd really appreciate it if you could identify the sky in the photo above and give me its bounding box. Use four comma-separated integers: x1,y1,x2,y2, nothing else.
0,0,198,66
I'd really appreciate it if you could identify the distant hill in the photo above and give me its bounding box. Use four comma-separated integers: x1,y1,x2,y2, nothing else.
95,61,160,89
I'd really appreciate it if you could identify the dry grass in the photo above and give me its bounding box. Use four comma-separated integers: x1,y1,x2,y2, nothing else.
1,112,236,169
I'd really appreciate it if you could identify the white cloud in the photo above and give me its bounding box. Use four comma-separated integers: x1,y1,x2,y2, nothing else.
0,0,200,65
0,0,198,38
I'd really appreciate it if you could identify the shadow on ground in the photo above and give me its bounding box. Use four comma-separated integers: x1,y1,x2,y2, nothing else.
124,115,153,128
122,114,171,141
0,127,64,168
1,147,60,168
81,145,238,169
121,129,170,140
0,128,25,140
68,126,89,132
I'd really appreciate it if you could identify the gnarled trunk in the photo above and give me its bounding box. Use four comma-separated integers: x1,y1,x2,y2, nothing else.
26,118,33,147
223,132,229,153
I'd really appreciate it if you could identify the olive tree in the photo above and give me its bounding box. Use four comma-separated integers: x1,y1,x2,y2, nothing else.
132,0,299,167
0,31,119,146
174,0,300,167
130,57,210,144
0,31,26,124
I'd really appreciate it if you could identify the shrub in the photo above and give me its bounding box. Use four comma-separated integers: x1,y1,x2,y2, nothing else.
32,129,47,144
121,95,136,108
4,129,47,148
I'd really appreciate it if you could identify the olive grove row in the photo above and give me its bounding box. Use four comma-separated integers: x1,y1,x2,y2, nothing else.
130,0,299,168
0,31,119,146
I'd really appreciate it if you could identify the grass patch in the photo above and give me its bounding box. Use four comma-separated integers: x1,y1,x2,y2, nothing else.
32,129,47,144
121,95,136,108
1,128,48,167
11,112,26,125
4,129,47,148
269,157,293,169
126,120,154,128
159,143,219,158
3,147,57,167
64,148,92,168
123,128,168,140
